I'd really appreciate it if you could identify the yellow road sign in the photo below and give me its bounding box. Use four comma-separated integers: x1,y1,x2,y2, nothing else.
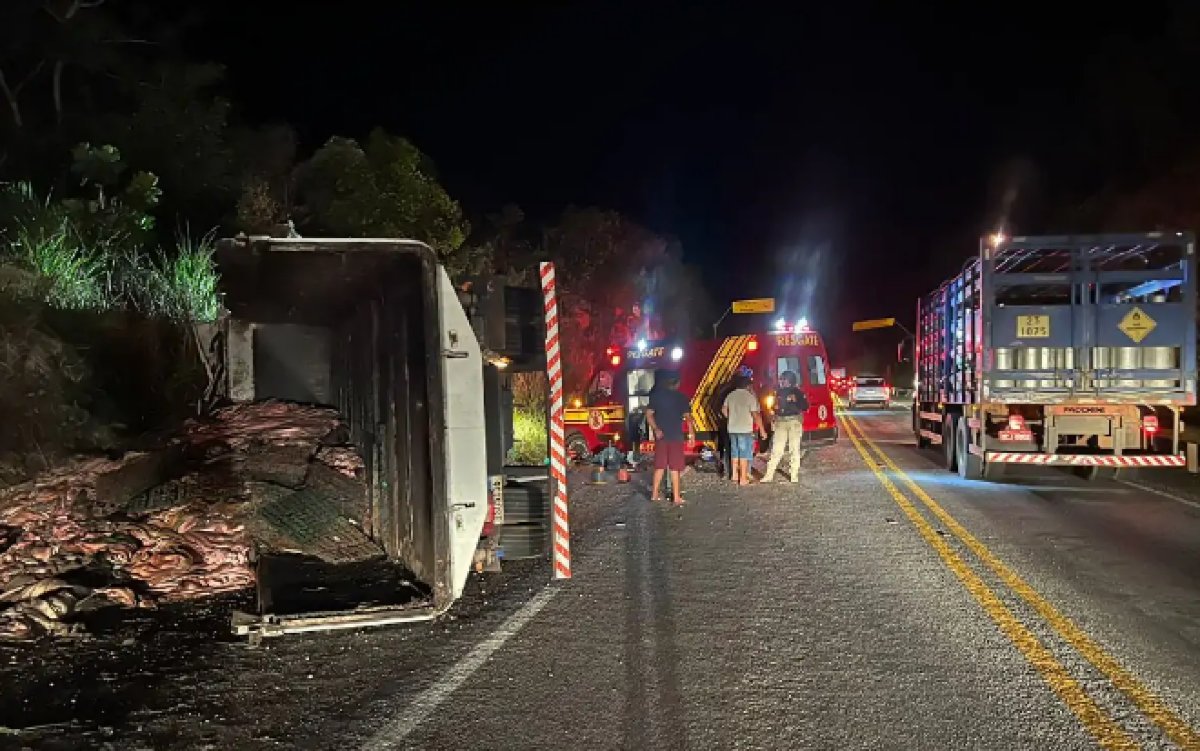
1118,306,1156,343
731,298,775,314
851,317,896,332
1016,314,1050,339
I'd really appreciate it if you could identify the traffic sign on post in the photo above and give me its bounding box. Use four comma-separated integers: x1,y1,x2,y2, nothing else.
852,317,897,332
732,298,776,314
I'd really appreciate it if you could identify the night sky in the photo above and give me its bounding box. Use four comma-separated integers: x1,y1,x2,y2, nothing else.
187,1,1199,356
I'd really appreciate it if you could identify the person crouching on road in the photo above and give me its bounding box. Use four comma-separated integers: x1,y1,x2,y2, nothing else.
722,374,766,486
761,370,808,483
646,372,693,506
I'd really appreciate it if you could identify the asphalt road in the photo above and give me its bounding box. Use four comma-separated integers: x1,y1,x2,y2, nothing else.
5,408,1200,750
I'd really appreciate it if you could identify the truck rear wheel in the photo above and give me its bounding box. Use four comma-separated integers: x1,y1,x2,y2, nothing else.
498,523,549,560
499,483,549,524
956,419,983,480
942,415,958,471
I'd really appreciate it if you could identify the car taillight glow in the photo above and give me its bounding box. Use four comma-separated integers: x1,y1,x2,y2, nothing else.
1143,414,1159,433
1007,414,1025,431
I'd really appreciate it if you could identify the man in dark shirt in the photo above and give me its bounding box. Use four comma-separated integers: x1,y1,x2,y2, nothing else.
646,371,693,505
762,370,809,483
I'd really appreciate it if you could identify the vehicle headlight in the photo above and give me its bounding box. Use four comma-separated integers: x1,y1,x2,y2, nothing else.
764,394,776,409
670,346,684,361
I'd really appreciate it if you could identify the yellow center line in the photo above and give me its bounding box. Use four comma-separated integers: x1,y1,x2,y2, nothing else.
840,409,1200,750
837,413,1139,750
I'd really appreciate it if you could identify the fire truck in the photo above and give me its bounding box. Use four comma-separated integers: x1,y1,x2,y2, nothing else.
571,323,838,460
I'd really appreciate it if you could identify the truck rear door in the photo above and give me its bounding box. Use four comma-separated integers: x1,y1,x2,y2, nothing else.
436,268,489,601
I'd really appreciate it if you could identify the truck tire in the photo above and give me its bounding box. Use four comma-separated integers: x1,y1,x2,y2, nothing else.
498,523,549,560
567,432,591,462
956,419,983,480
499,483,550,524
943,415,958,472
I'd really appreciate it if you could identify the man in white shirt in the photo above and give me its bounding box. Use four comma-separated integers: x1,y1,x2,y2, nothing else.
722,375,766,485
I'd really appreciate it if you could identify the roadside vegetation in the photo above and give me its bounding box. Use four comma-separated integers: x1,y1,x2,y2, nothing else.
0,3,714,488
508,372,549,465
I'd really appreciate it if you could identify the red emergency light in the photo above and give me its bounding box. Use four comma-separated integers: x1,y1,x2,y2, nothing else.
747,338,758,352
607,345,621,367
1143,414,1159,434
1007,413,1025,431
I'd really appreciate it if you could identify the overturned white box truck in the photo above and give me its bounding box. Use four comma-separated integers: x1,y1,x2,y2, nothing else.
203,236,552,638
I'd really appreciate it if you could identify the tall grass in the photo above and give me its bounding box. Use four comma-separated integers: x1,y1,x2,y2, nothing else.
508,372,549,465
0,185,221,322
134,231,221,322
10,220,110,311
509,407,548,465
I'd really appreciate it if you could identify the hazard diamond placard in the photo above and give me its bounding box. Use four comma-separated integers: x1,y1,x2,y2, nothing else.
1118,306,1156,343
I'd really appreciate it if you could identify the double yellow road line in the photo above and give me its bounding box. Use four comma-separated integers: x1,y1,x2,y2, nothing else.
837,409,1200,751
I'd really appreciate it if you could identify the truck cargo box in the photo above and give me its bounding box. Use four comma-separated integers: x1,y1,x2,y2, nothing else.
206,237,488,637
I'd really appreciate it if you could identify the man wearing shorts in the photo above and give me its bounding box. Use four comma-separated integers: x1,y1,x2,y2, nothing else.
646,372,692,505
722,374,766,485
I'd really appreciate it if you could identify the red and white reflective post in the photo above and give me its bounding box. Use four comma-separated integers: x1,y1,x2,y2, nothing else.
539,262,571,579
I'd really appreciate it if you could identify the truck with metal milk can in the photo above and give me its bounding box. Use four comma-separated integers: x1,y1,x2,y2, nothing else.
913,232,1196,480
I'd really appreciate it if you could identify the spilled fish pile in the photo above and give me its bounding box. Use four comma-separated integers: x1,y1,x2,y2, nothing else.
0,402,372,641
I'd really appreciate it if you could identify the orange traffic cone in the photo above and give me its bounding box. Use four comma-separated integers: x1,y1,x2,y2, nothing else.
616,467,631,483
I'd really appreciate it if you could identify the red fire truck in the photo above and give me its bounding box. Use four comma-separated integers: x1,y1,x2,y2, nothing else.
569,325,838,459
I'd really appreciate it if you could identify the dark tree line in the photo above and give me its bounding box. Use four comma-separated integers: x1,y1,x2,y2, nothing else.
0,1,713,399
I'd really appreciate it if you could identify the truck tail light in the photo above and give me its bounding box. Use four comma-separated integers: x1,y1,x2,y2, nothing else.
610,354,621,366
1007,413,1025,431
1143,414,1159,434
747,338,758,352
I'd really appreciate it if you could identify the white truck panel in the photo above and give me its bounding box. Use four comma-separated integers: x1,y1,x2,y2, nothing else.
437,268,489,599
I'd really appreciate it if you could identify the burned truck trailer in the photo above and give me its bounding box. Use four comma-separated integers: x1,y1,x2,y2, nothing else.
206,237,549,637
913,232,1197,480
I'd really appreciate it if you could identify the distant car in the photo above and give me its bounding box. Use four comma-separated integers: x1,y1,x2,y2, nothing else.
829,367,850,397
849,375,891,408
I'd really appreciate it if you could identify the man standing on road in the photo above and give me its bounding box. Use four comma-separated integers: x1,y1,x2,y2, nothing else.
722,374,766,485
761,370,808,483
646,371,693,505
